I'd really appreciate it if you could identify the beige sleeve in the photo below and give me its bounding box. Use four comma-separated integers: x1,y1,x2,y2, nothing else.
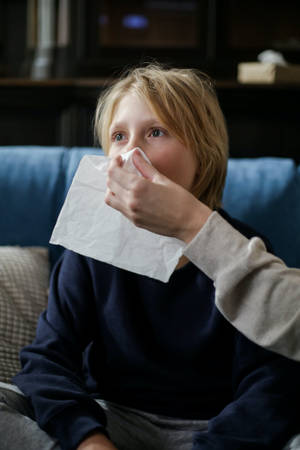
183,211,300,361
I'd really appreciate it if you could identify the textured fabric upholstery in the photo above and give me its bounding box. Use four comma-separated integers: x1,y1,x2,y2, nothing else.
0,146,299,268
0,246,49,382
223,158,300,268
0,146,101,265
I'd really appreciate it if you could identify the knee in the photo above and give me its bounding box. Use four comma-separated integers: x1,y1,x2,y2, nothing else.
0,387,34,419
0,389,11,407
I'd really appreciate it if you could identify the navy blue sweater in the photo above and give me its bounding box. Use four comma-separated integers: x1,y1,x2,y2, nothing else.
14,213,300,450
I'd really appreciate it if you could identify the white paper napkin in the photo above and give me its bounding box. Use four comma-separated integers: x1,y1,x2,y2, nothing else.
50,148,185,282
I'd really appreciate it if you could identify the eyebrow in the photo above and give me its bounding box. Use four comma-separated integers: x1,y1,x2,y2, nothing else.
109,119,164,132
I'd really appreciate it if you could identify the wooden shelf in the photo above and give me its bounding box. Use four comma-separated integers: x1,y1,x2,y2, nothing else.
1,78,300,89
0,78,110,87
0,77,299,161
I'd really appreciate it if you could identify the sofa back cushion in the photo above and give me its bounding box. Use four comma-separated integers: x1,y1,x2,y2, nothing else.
0,147,299,268
0,146,101,265
223,158,300,268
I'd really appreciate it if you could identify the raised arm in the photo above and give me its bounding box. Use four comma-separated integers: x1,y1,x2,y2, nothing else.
107,150,300,361
184,211,300,361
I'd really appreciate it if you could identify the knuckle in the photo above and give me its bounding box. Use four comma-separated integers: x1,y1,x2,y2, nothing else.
131,213,142,228
127,179,147,216
104,190,113,205
131,178,146,195
128,196,139,212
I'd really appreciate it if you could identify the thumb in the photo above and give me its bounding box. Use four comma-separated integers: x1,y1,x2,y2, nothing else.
132,149,160,182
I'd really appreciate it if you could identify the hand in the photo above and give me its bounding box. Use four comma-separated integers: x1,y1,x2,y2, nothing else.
105,149,212,244
77,432,118,450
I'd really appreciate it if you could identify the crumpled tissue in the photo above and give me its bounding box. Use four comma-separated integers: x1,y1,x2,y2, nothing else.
50,148,185,282
257,49,287,66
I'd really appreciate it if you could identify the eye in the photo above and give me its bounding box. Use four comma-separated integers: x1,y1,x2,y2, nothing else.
113,132,125,142
150,128,164,138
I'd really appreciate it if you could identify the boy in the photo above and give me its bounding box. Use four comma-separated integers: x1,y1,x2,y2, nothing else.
2,64,300,450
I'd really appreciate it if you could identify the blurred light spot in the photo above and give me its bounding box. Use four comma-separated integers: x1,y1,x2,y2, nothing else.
122,14,149,29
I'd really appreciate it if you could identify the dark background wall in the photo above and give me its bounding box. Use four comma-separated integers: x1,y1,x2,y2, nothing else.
0,0,299,160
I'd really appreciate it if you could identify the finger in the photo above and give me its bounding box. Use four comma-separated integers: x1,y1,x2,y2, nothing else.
105,187,132,220
105,188,117,206
108,154,123,172
106,157,145,195
132,150,159,181
107,164,140,194
114,154,123,167
106,176,131,201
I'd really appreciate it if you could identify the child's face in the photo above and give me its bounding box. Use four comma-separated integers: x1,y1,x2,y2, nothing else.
108,92,199,192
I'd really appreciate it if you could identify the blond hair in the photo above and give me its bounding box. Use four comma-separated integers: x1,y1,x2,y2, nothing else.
94,64,228,209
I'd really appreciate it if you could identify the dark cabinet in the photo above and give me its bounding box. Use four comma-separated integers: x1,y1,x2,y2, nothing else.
0,0,299,160
1,0,300,79
0,79,299,162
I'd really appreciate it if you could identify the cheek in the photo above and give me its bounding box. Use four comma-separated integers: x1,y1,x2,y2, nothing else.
108,144,123,158
148,152,177,179
151,149,197,189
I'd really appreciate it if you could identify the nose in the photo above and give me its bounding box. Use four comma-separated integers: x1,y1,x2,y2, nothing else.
127,135,143,152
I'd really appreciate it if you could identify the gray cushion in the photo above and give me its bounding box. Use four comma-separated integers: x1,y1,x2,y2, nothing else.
0,246,49,382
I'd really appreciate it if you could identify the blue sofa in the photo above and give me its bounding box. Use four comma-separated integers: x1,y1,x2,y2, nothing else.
1,146,300,269
0,146,300,449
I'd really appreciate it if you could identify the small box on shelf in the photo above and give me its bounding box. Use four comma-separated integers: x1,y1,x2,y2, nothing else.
238,62,300,84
